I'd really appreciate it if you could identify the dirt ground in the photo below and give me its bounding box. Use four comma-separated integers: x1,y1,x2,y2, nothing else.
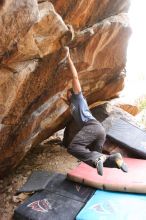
0,136,79,220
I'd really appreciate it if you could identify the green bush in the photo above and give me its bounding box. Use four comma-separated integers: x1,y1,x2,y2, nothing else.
138,96,146,111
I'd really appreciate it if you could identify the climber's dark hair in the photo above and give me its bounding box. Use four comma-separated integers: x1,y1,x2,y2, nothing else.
67,88,74,95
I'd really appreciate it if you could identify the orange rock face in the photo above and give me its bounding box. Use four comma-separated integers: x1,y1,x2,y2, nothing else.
0,0,131,176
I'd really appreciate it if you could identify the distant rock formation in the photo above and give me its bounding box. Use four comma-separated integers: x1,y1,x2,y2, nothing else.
0,0,131,176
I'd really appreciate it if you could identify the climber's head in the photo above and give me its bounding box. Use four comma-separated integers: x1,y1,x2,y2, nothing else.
67,88,74,103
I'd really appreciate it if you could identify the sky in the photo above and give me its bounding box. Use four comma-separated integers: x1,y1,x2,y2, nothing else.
124,0,146,97
126,0,146,81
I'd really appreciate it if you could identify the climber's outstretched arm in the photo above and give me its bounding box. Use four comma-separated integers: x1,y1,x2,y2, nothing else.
65,47,81,94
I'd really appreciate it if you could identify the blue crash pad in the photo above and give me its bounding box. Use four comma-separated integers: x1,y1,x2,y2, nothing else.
76,190,146,220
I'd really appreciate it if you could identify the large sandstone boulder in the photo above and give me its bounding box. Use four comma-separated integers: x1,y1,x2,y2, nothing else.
0,0,131,176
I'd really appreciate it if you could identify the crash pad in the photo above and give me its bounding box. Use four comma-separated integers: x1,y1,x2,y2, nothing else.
76,190,146,220
107,118,146,158
14,191,85,220
68,158,146,193
45,173,95,203
14,172,95,220
17,171,54,193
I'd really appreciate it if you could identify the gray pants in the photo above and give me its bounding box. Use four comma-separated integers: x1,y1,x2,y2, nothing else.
67,119,106,167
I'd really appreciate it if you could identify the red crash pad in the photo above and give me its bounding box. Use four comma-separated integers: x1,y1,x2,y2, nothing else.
67,158,146,194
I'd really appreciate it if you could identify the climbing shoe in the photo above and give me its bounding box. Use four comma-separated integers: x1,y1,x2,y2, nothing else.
104,153,128,173
95,155,107,176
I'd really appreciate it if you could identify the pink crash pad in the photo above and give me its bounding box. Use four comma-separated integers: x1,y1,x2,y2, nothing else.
67,158,146,193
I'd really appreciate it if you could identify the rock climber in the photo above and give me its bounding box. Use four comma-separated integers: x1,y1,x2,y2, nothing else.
62,46,128,176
